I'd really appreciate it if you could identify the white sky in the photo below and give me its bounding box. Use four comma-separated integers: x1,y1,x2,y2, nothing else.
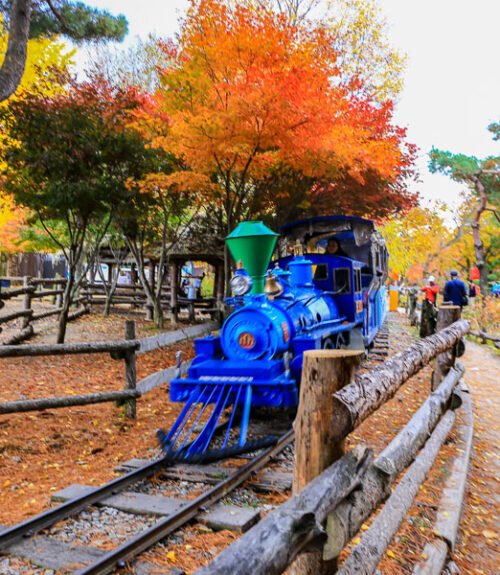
78,0,500,214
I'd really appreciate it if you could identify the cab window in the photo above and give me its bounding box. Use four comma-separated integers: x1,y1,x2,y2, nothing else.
313,264,329,281
354,268,361,292
334,268,351,294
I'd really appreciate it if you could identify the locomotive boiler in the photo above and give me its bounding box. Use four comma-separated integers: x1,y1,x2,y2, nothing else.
159,216,388,458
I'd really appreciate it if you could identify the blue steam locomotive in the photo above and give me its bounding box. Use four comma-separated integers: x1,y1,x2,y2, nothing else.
160,216,388,458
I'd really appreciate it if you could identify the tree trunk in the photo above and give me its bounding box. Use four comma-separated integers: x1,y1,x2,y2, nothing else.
153,298,164,329
0,0,32,103
471,176,489,295
57,273,75,343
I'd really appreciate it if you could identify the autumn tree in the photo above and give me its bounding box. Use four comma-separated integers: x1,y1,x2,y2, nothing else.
0,78,157,342
252,0,407,103
429,125,500,294
117,171,211,328
0,0,127,102
428,203,499,285
381,205,450,282
88,34,172,93
146,0,416,282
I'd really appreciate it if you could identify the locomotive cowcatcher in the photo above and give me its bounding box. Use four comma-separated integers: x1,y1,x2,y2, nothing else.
158,216,388,458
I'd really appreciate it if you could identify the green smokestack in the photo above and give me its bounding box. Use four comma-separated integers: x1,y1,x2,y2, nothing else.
226,221,279,294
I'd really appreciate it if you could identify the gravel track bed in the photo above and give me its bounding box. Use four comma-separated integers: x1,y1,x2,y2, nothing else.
44,505,158,549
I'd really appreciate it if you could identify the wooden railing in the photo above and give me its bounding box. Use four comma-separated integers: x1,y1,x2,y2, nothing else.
0,320,217,418
195,309,471,575
0,276,87,344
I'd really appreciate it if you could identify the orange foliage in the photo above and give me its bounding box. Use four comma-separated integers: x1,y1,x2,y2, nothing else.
139,0,414,221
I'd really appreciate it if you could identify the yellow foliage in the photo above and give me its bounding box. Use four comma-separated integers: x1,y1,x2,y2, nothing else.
381,206,450,280
0,18,74,253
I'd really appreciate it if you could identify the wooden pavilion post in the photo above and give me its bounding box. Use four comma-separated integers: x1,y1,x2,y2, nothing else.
431,305,461,390
149,260,156,294
21,275,32,329
215,261,225,322
170,261,178,323
291,349,363,575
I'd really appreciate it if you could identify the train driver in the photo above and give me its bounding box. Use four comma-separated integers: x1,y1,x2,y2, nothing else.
325,238,347,256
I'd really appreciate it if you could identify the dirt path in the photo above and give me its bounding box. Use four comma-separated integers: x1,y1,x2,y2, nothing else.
453,341,499,574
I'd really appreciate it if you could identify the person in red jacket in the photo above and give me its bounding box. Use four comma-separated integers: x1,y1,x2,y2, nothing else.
420,275,439,337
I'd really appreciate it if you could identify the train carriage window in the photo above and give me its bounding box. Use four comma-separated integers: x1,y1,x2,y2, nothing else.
334,268,351,294
313,264,328,281
354,268,361,292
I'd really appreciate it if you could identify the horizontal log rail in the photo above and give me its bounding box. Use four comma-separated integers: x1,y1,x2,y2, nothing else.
0,339,139,358
469,329,500,348
31,307,63,321
137,321,218,354
0,285,36,300
0,389,140,415
330,319,470,441
0,309,33,324
30,278,67,285
30,289,64,298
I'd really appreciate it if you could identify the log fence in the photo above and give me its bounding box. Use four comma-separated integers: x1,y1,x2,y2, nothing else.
0,275,220,344
469,329,500,348
0,320,216,418
195,308,472,575
0,276,88,344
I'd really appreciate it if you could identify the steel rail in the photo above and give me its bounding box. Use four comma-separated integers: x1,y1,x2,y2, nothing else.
76,429,294,575
0,454,172,549
0,420,232,549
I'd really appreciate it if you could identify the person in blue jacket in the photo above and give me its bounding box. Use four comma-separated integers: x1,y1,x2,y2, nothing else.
443,270,468,307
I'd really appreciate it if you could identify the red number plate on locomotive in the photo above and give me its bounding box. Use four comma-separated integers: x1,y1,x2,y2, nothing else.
238,332,256,349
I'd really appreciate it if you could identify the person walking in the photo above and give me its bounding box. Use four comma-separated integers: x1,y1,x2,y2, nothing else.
420,275,439,337
468,280,479,308
444,270,468,308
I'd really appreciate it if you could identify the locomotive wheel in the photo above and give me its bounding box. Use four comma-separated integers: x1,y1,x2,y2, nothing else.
322,335,341,349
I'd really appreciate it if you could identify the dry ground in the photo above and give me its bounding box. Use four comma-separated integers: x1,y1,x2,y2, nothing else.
0,310,498,574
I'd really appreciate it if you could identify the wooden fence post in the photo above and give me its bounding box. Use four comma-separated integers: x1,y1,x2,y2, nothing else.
291,349,363,575
21,276,32,329
124,320,137,418
431,305,461,390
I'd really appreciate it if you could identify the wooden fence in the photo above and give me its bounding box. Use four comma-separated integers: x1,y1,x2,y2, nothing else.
469,329,500,349
195,307,471,575
0,277,87,345
0,276,221,343
0,320,217,418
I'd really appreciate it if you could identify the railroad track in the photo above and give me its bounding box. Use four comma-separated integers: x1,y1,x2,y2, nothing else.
0,327,391,574
0,428,294,574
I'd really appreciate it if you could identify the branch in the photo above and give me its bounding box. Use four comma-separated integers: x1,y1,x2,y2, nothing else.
483,207,500,222
44,0,70,31
36,210,68,260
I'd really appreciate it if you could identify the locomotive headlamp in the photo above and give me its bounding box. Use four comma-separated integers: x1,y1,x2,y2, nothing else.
230,271,253,296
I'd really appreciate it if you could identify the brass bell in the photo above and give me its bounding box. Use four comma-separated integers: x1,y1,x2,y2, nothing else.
264,271,284,299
